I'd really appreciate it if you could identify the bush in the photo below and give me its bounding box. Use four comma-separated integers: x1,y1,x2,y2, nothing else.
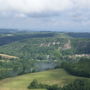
63,79,90,90
28,79,49,89
28,79,39,89
47,84,61,90
28,79,61,90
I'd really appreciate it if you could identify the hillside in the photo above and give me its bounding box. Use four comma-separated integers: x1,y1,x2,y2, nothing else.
0,32,90,79
0,34,69,59
0,32,90,90
0,32,90,59
67,33,90,38
0,69,88,90
0,32,56,46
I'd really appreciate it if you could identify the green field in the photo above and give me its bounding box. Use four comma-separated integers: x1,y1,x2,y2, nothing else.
0,69,88,90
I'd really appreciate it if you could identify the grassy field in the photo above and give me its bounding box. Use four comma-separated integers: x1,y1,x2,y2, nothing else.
0,69,87,90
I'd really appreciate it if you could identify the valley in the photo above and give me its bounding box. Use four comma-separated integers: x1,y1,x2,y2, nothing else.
0,31,90,90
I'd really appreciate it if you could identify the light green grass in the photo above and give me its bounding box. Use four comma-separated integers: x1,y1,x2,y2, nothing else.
0,69,86,90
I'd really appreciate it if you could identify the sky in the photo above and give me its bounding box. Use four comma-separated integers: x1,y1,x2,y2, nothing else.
0,0,90,32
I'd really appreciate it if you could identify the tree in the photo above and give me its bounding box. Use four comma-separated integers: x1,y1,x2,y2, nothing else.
28,79,39,89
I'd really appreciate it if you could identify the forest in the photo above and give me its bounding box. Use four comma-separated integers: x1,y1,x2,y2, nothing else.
0,31,90,90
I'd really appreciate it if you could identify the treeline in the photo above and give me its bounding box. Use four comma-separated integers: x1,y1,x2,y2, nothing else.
67,32,90,38
0,57,39,79
0,29,18,34
28,79,90,90
61,57,90,78
0,59,22,79
71,38,90,54
0,32,56,46
0,57,57,79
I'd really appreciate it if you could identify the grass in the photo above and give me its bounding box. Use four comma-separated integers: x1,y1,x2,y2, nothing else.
0,69,88,90
0,54,18,59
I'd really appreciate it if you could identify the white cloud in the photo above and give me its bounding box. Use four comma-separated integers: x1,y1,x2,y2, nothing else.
0,0,89,15
73,0,90,9
0,0,74,13
0,0,90,30
15,13,27,18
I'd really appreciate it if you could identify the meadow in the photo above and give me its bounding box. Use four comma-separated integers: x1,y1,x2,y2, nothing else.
0,69,87,90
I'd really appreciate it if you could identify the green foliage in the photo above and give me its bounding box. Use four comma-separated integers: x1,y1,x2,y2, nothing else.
28,79,90,90
67,32,90,38
71,38,90,54
61,57,90,77
47,84,61,90
28,79,60,90
63,79,90,90
1,31,90,88
0,59,23,79
0,32,69,79
28,79,39,88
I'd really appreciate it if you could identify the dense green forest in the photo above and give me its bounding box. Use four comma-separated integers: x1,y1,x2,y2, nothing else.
0,31,90,90
61,57,90,77
67,32,90,38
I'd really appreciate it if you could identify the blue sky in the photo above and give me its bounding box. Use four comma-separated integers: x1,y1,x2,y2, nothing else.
0,0,90,32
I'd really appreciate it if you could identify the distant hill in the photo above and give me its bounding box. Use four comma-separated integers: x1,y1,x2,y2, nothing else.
0,32,56,46
0,29,19,34
67,32,90,38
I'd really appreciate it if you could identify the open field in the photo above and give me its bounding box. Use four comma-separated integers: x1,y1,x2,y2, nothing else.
0,69,87,90
0,54,18,59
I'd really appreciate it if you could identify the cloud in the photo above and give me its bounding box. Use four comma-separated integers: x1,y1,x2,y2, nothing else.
1,0,90,11
0,0,90,31
0,0,89,17
73,0,90,9
0,0,76,13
